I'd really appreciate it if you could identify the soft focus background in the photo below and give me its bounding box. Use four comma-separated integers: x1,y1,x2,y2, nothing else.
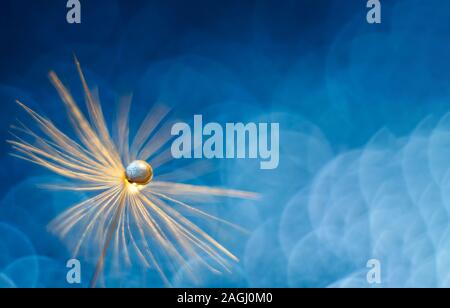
1,0,450,287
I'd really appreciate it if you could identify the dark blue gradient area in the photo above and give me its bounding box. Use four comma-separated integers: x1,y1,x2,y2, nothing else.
1,0,450,287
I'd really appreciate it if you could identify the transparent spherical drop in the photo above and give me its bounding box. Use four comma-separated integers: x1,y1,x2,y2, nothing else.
125,160,153,185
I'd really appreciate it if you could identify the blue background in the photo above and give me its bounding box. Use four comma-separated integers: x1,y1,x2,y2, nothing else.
1,0,450,287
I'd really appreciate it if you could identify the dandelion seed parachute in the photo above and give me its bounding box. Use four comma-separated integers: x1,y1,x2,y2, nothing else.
8,57,259,287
